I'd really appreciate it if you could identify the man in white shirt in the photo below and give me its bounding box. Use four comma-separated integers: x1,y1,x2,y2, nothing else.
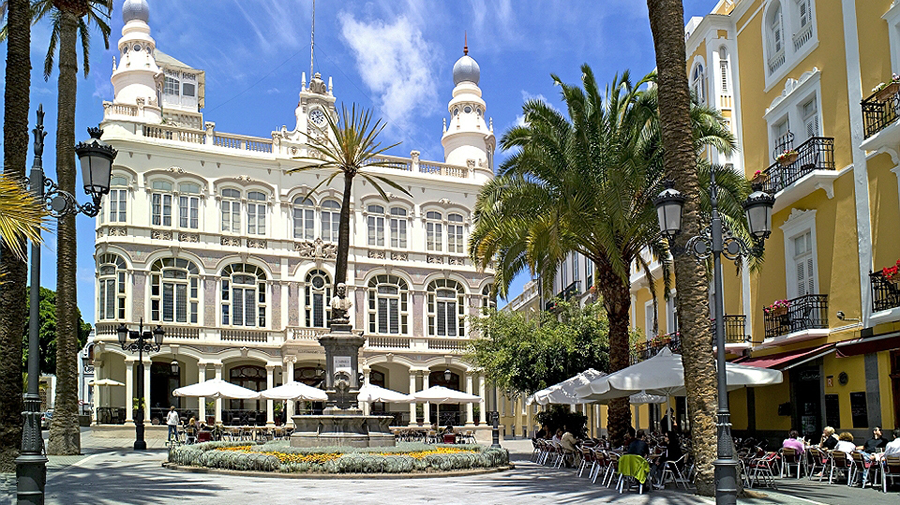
882,429,900,459
166,406,180,443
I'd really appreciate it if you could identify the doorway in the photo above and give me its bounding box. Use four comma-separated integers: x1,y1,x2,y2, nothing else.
791,365,822,439
150,361,180,424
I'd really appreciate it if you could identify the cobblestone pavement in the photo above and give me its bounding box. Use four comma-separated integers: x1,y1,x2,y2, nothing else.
5,432,898,505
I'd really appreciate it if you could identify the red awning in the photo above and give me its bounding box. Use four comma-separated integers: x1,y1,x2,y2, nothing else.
836,332,900,358
733,343,835,370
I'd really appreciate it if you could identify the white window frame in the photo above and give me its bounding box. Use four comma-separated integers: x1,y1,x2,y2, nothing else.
765,69,821,163
221,188,241,234
762,0,819,92
367,205,385,247
367,274,409,335
644,300,656,339
106,176,129,224
665,291,678,335
246,191,267,236
304,269,332,328
447,213,464,254
178,182,201,230
149,258,199,324
427,279,466,337
97,253,127,321
321,199,341,243
150,180,173,227
293,197,315,240
220,263,267,328
691,62,706,103
780,209,818,300
425,211,442,252
389,207,408,249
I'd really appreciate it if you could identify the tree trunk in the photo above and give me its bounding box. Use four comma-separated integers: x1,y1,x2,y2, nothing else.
47,9,81,456
647,0,718,495
597,258,632,447
0,0,32,473
334,172,354,289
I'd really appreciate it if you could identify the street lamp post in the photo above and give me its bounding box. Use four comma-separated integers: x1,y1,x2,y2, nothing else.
653,171,774,505
17,106,116,505
117,320,165,450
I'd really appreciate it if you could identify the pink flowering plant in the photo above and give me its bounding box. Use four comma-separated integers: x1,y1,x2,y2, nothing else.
872,73,900,94
882,259,900,282
764,299,791,314
775,149,799,164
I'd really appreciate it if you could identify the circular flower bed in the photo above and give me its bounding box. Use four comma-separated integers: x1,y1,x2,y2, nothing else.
168,441,509,475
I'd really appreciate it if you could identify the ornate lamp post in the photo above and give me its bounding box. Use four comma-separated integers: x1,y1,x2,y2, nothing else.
653,172,774,505
116,320,165,450
17,107,116,505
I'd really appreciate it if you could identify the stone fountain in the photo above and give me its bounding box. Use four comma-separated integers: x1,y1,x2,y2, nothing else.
290,284,395,448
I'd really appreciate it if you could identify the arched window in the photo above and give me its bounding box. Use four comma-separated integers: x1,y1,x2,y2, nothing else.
178,182,201,229
149,258,199,324
426,211,442,252
305,269,332,328
368,370,386,388
246,191,267,235
367,205,385,246
105,175,128,224
427,279,466,337
389,207,407,248
691,64,706,103
221,264,267,327
367,274,409,335
98,253,126,320
293,197,315,240
221,188,241,233
294,366,326,387
150,180,173,227
447,213,464,253
321,200,341,242
719,47,729,95
768,3,784,57
481,284,495,315
229,365,265,412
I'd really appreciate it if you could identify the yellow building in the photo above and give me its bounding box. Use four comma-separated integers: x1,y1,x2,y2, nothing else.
630,0,900,443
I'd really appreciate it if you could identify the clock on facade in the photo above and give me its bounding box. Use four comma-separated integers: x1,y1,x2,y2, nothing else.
310,109,327,127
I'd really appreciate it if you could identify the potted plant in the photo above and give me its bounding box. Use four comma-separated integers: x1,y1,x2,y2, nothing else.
873,74,900,102
883,259,900,288
765,299,791,317
751,169,769,184
473,404,480,425
776,149,799,167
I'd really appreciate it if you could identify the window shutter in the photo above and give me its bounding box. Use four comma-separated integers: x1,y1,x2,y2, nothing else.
389,298,399,333
378,298,388,333
234,287,244,326
245,289,256,326
447,301,457,336
806,257,815,295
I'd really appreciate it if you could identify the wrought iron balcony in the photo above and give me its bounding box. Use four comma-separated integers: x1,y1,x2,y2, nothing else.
759,137,835,194
871,271,900,313
862,85,900,138
710,315,750,345
763,294,829,339
632,332,681,364
545,281,581,311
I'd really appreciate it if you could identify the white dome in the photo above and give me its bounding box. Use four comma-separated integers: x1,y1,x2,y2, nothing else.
122,0,149,24
452,55,480,86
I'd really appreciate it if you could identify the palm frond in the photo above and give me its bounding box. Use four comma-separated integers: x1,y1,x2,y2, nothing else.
0,174,48,260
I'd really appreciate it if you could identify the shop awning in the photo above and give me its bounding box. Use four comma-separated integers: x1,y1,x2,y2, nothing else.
836,332,900,358
733,343,835,370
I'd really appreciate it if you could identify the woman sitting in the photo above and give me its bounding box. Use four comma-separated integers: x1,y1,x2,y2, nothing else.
782,430,805,455
834,432,856,454
819,426,839,450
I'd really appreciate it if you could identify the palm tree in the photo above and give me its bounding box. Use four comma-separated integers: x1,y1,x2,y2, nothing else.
34,0,113,456
647,0,719,495
0,175,45,262
469,66,744,448
0,0,33,472
288,104,409,323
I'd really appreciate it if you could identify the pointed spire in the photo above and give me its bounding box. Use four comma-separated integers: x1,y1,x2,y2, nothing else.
464,31,468,55
310,0,316,79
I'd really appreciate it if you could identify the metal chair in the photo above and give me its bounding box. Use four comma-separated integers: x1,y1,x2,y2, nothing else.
748,451,779,489
806,447,829,480
849,451,878,488
780,448,803,478
882,456,900,492
661,452,691,489
829,451,853,485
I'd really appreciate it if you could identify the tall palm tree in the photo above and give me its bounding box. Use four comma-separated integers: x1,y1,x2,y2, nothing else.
647,0,719,495
288,104,409,322
0,175,45,262
35,0,113,456
0,0,33,472
469,66,744,447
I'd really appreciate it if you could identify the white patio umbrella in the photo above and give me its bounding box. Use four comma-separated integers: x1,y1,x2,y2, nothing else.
257,381,329,401
526,368,606,406
172,378,261,400
575,347,783,430
358,384,415,403
88,378,124,409
413,385,481,426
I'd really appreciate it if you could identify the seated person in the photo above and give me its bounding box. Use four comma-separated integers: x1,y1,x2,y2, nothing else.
560,426,577,453
552,428,563,445
819,426,839,450
650,430,682,488
834,432,855,454
860,426,888,454
443,423,455,435
878,428,900,460
626,429,650,458
782,430,805,455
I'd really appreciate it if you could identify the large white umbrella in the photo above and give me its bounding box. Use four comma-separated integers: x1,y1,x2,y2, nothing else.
89,378,125,411
413,386,481,426
575,348,783,430
358,384,415,403
526,368,606,406
258,381,329,401
172,378,261,400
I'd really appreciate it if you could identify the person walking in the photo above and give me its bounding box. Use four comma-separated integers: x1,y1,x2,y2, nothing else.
166,406,180,443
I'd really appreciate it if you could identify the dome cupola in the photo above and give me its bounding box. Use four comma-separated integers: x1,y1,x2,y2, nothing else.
122,0,149,24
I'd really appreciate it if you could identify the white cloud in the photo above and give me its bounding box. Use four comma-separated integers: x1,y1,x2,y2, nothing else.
338,12,440,135
512,90,560,128
266,88,281,95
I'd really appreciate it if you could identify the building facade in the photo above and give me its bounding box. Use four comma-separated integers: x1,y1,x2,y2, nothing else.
90,0,496,430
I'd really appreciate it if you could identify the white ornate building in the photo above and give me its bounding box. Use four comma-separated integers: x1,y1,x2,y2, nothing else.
90,0,496,430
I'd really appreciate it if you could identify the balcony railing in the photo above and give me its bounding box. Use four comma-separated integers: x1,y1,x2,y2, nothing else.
632,332,681,364
760,137,835,194
710,315,750,344
871,271,900,313
862,85,900,138
545,281,581,311
763,294,829,339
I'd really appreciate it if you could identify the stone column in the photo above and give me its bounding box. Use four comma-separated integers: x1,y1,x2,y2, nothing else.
143,359,151,423
266,365,275,426
285,357,295,428
198,364,207,424
422,371,431,425
465,373,475,426
408,372,417,426
92,360,102,425
124,360,135,425
478,375,487,425
214,363,223,425
361,367,371,416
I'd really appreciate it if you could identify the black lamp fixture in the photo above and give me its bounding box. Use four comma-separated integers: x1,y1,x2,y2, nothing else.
444,369,452,382
116,319,165,450
75,127,116,199
652,171,774,505
170,360,180,374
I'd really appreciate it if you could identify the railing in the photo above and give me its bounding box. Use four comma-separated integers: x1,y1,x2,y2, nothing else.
546,281,581,310
290,327,328,340
161,325,200,339
221,328,269,343
632,332,681,364
364,155,411,171
213,133,274,153
367,336,411,349
767,48,785,76
162,111,203,130
759,137,835,194
862,85,900,138
763,294,829,339
143,124,205,144
419,161,468,178
871,271,900,313
793,23,813,52
710,315,749,344
427,339,468,351
106,103,139,117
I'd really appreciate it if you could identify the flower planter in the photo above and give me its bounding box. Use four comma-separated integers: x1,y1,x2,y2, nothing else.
768,306,788,317
876,82,900,103
777,152,798,167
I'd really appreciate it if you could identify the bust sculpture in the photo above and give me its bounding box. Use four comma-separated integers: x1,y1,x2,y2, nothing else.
330,283,352,325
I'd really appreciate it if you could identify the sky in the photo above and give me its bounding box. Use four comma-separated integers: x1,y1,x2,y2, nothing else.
0,0,719,324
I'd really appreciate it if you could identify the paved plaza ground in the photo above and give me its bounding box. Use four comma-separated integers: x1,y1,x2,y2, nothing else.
0,430,894,504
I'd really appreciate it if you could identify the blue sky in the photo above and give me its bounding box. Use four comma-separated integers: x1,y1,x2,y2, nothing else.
0,0,717,323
